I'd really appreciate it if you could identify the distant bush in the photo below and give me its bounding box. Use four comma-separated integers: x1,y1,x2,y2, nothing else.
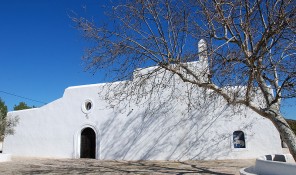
287,119,296,135
13,102,32,111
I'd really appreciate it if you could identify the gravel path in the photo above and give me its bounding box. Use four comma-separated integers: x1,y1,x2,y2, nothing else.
0,157,254,175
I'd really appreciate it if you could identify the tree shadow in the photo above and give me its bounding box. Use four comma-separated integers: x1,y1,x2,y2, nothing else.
96,76,261,161
16,159,237,174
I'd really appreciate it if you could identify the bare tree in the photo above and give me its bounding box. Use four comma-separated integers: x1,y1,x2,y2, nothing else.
73,0,296,160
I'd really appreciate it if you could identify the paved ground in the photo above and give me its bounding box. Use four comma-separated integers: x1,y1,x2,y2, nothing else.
0,157,254,175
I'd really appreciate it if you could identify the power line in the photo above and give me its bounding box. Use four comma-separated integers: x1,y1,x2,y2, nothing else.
0,90,47,105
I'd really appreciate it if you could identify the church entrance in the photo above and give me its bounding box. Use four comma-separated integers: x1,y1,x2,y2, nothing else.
80,127,96,159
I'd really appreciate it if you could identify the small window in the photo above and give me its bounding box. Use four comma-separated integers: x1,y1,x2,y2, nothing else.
85,102,92,111
81,100,93,114
233,131,246,148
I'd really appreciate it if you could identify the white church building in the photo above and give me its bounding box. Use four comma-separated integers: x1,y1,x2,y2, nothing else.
3,40,283,160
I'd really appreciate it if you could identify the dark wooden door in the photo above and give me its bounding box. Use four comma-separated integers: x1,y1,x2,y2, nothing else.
80,127,96,158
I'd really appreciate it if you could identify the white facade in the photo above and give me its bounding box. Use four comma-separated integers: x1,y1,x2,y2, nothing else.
3,41,283,160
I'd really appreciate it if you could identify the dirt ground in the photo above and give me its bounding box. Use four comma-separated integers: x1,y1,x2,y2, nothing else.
0,157,255,175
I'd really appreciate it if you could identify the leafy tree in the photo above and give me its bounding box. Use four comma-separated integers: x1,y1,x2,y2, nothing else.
0,98,18,141
0,98,8,141
73,0,296,160
13,102,32,111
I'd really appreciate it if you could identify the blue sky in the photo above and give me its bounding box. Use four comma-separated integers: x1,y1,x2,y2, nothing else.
0,0,295,120
0,0,106,110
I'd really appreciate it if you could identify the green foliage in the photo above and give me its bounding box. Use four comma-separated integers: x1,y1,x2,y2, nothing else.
0,98,7,116
0,98,20,141
287,119,296,135
0,98,8,141
14,102,32,111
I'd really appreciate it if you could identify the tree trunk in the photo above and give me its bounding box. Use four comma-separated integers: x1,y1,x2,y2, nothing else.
271,113,296,161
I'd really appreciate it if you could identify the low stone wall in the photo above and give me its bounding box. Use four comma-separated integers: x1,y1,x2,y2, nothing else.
240,154,296,175
0,141,12,162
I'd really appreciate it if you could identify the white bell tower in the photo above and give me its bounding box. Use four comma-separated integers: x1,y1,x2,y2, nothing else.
198,39,209,82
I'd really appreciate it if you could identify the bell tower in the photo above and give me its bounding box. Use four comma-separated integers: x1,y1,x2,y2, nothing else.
198,39,209,82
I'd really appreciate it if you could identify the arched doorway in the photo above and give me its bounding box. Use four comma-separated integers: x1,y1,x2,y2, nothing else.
80,127,96,158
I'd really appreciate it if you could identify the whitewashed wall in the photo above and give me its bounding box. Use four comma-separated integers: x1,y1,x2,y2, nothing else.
3,68,282,160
